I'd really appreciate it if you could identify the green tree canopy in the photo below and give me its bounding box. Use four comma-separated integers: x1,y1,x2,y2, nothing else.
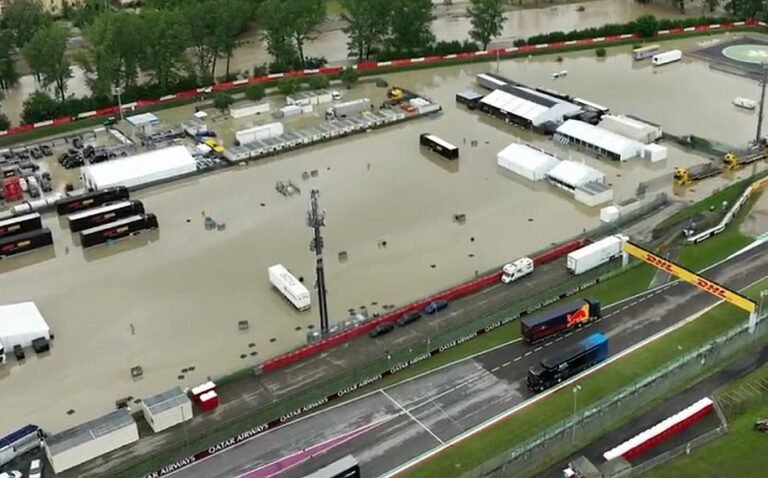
340,0,391,60
0,29,19,90
0,112,10,131
138,8,191,90
467,0,507,50
21,90,60,124
213,91,234,111
245,83,266,101
1,0,51,47
260,0,325,67
386,0,435,54
23,23,72,101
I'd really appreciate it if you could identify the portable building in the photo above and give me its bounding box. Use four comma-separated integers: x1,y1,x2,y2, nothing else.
598,115,662,143
456,89,485,107
556,119,645,161
81,145,197,190
642,143,668,162
0,302,51,359
236,122,284,145
496,143,561,181
546,160,606,192
600,205,621,224
141,387,193,433
475,73,514,90
45,409,139,473
181,118,209,137
575,181,614,207
229,100,270,119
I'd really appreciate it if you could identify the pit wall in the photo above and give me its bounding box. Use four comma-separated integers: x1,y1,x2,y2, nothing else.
1,19,764,141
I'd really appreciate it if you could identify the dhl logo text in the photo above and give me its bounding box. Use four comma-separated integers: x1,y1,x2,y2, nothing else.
695,278,728,299
643,253,675,273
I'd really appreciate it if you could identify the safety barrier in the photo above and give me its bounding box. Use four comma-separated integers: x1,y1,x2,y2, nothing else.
0,20,764,141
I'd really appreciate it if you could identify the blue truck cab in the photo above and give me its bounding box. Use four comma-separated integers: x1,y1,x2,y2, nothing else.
527,332,609,393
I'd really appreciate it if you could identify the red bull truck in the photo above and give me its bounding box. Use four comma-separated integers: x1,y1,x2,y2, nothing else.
520,298,601,344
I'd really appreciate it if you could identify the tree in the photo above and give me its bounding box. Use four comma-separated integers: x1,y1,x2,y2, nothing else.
21,90,60,124
387,0,435,54
214,0,252,80
633,15,659,38
340,0,392,60
277,76,299,95
23,23,72,101
1,0,51,47
185,1,221,82
139,9,191,91
0,112,9,131
0,30,19,90
705,0,720,11
261,0,325,67
259,1,299,70
245,83,266,101
467,0,506,51
308,74,330,89
339,66,359,88
213,92,234,112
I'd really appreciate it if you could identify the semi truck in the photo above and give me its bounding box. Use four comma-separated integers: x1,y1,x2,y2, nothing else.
67,200,145,233
268,264,311,311
566,235,627,275
520,298,601,344
0,213,43,240
79,213,158,248
501,257,534,284
325,98,371,120
527,332,609,392
0,228,53,259
55,186,130,215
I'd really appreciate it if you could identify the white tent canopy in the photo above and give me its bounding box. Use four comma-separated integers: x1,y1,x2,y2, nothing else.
497,143,561,181
556,119,644,161
82,145,197,190
546,160,606,191
0,302,51,350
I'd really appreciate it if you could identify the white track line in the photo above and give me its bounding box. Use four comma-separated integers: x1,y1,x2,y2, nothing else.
381,390,445,445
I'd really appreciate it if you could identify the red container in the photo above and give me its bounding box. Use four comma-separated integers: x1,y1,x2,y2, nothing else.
2,177,22,202
199,391,219,411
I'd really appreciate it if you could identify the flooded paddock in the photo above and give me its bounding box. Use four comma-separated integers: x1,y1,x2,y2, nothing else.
1,32,766,434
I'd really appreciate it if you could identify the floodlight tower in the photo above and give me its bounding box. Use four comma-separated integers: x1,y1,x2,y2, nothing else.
307,189,330,335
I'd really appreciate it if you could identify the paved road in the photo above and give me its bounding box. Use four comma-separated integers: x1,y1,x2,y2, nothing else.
173,242,768,478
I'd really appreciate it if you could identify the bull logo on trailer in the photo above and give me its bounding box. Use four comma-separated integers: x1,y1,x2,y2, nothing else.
566,304,590,327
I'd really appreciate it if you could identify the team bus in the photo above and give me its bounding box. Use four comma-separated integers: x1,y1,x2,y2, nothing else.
420,133,459,160
0,212,43,239
303,455,360,478
55,186,130,215
0,228,53,259
67,200,145,233
80,213,158,249
632,44,660,61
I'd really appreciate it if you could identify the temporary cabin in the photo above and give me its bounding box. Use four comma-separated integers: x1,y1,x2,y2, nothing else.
496,143,561,181
229,100,270,119
642,144,668,162
141,387,193,433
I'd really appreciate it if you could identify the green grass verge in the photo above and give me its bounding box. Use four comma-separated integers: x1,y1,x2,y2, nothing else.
403,279,768,478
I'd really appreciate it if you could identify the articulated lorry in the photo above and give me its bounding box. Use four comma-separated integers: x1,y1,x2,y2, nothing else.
79,213,158,248
527,332,609,392
520,298,601,344
566,235,627,275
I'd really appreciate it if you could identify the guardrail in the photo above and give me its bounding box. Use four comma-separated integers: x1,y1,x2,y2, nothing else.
0,19,764,141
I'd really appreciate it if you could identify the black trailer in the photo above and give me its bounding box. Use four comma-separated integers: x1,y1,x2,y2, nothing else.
521,298,601,344
0,213,43,239
527,332,609,392
79,213,158,248
67,200,145,233
420,133,459,160
55,186,130,215
0,228,53,259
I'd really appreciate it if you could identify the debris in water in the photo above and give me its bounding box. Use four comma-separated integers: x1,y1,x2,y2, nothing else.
204,217,216,230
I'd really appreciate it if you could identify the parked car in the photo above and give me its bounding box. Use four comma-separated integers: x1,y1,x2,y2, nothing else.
29,459,43,478
424,299,449,315
41,144,52,156
397,311,422,326
368,322,395,338
0,471,23,478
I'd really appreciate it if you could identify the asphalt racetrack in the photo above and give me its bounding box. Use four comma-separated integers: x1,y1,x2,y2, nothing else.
175,242,768,478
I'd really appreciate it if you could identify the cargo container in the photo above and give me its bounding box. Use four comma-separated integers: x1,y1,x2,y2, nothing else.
67,200,145,232
419,133,459,160
527,332,609,392
566,235,627,275
0,228,53,259
268,264,311,311
521,298,601,344
0,213,42,240
235,123,284,145
55,186,130,215
652,49,682,66
325,98,371,120
79,213,158,248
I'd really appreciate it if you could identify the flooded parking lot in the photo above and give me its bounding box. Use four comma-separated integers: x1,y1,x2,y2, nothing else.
1,33,766,434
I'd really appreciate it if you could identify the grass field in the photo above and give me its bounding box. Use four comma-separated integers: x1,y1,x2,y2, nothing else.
402,279,768,478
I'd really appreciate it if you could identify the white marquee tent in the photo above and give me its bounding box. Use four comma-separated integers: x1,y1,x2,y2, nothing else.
81,145,197,190
496,143,561,181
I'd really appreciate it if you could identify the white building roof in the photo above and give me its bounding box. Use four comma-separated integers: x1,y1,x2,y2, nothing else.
82,145,197,190
143,387,190,416
497,143,561,180
546,160,605,188
0,302,50,343
557,120,644,159
481,88,582,126
481,89,549,123
126,113,160,127
46,409,135,456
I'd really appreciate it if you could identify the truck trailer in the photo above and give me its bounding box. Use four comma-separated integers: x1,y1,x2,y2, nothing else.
527,332,609,392
325,98,371,120
55,186,130,215
501,257,534,284
79,213,158,248
652,49,682,66
67,200,145,232
521,298,601,344
0,212,43,239
0,228,53,259
566,235,627,275
268,264,311,311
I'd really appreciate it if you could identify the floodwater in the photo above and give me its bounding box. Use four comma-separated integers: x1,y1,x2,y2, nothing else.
0,0,693,123
0,32,766,434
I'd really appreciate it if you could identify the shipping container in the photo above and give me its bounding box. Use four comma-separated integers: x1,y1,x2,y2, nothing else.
268,264,311,311
0,213,42,240
566,235,627,275
527,332,609,392
55,186,130,215
520,298,601,344
652,49,682,66
79,213,158,249
420,133,459,160
0,228,53,259
67,200,145,232
632,44,660,60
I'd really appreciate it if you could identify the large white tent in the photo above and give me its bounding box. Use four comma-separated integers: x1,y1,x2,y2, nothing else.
598,115,662,144
0,302,51,353
81,145,197,190
546,160,606,192
556,119,644,161
497,143,561,181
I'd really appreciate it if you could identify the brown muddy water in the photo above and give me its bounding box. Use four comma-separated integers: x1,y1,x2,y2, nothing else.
0,0,693,123
0,33,766,434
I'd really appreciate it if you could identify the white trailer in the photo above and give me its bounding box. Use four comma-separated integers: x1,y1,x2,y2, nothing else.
652,50,682,67
229,100,270,119
566,235,628,275
0,302,52,364
325,98,371,119
235,122,285,145
501,257,534,284
268,264,311,311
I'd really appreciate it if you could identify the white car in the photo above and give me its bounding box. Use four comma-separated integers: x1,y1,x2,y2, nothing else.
29,459,43,478
0,470,23,478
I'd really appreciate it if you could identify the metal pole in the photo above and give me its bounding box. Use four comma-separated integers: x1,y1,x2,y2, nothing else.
756,63,768,146
307,189,330,335
571,385,581,443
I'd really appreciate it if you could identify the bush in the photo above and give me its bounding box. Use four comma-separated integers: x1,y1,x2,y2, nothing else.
304,56,328,69
376,40,479,62
634,14,660,38
22,91,62,125
595,47,607,57
339,66,359,88
212,92,234,112
277,77,299,96
308,75,330,90
245,84,266,101
0,112,10,131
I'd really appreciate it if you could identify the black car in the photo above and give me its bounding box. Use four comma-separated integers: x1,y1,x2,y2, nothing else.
397,311,422,326
424,299,449,315
30,147,42,159
368,322,395,338
41,144,53,156
63,156,84,169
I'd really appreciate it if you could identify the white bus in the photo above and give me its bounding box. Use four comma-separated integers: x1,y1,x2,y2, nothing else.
632,44,660,60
